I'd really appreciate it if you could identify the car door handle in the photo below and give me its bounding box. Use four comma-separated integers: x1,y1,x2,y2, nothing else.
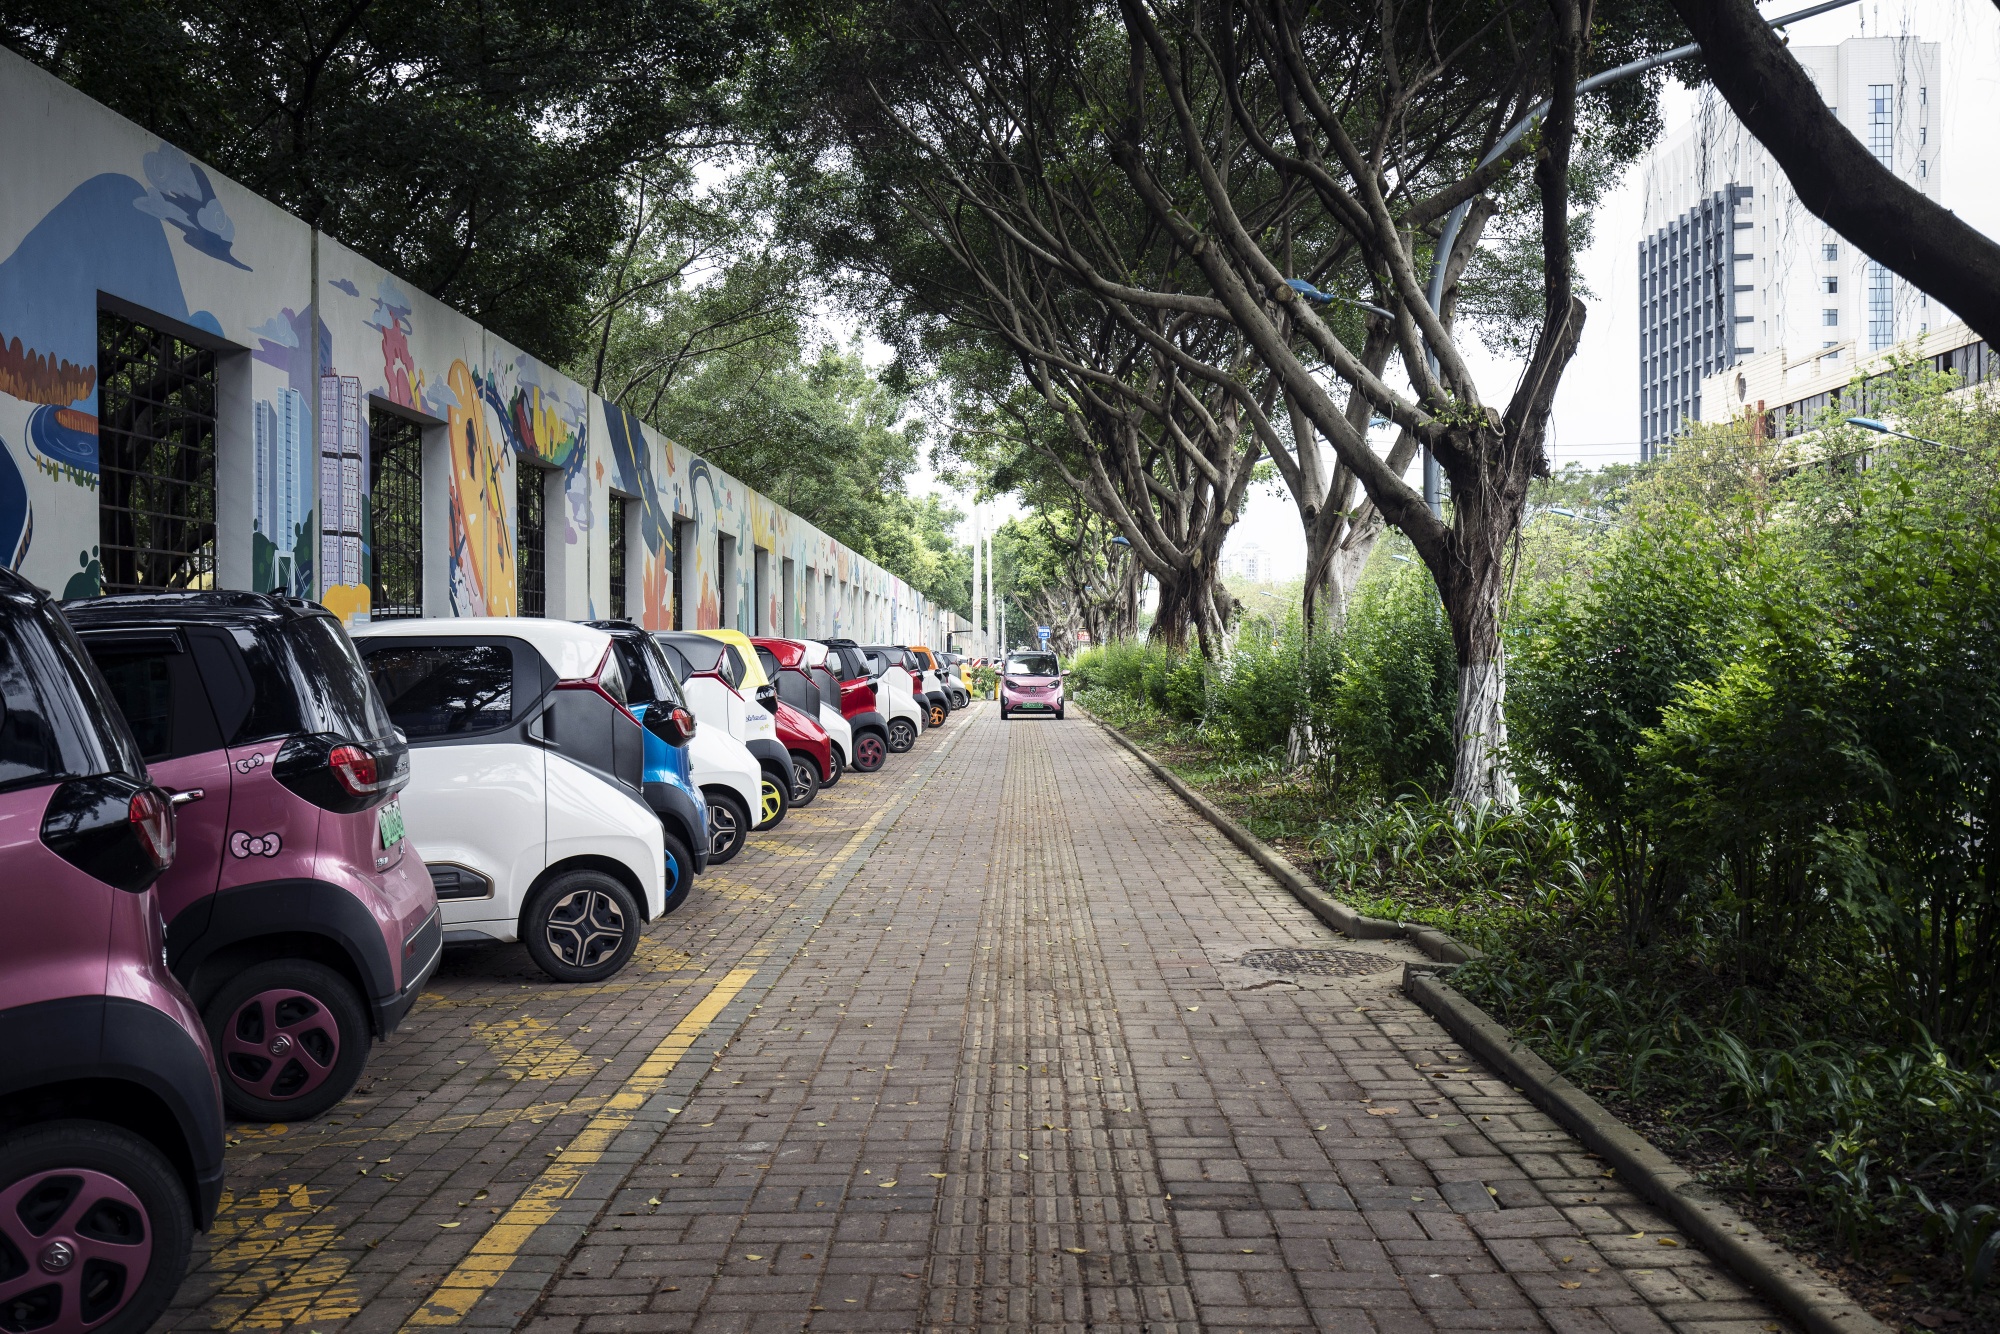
168,788,205,806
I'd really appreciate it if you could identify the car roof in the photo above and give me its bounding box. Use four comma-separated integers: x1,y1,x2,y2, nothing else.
354,616,611,680
694,628,770,689
62,588,330,629
750,636,807,669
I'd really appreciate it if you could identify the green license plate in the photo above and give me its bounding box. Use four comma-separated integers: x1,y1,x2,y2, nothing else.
378,800,406,848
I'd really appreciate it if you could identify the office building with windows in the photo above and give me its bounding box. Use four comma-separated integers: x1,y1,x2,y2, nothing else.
1636,35,1940,458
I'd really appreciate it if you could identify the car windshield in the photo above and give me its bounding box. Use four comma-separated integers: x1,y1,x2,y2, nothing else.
287,615,398,743
1007,653,1060,677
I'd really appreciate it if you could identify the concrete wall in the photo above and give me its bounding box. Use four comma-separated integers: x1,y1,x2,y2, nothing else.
0,47,948,646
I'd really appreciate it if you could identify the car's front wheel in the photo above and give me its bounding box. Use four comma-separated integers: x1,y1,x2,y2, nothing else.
522,870,641,983
789,752,821,807
887,717,918,752
703,788,750,864
758,766,791,829
852,731,887,772
205,959,370,1121
0,1121,194,1334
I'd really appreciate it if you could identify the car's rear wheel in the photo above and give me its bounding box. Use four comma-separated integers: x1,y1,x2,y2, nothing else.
852,731,887,772
205,959,369,1122
658,829,695,916
789,752,821,807
887,717,918,752
0,1121,193,1334
927,701,947,728
522,870,641,983
703,788,750,864
758,766,791,829
821,745,843,788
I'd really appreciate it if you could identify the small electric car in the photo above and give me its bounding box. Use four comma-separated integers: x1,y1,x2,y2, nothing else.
909,645,957,724
68,591,439,1122
852,643,926,751
816,640,891,772
1000,650,1066,720
661,631,792,831
753,636,852,787
645,634,764,864
355,620,666,984
587,622,708,912
753,638,844,801
0,565,224,1334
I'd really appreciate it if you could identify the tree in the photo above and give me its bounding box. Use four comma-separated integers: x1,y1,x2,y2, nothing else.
768,0,1681,803
4,0,759,363
1665,0,2000,351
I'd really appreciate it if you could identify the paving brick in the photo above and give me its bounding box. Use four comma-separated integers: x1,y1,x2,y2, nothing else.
154,704,1801,1334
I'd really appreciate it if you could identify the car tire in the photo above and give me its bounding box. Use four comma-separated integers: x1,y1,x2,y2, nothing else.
757,765,791,829
887,717,918,752
522,870,641,983
852,730,887,772
999,706,1010,721
703,788,750,864
821,745,843,788
1056,704,1065,719
789,752,821,807
0,1120,194,1334
658,829,696,916
927,701,947,728
205,959,370,1122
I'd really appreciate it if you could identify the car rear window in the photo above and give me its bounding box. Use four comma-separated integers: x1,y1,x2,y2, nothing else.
366,644,515,738
288,615,397,743
0,600,144,790
612,636,687,710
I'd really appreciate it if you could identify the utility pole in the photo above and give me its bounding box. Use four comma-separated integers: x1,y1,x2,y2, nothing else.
984,521,997,657
970,506,983,656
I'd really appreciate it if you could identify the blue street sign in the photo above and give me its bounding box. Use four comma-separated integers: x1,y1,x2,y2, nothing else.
1037,626,1051,642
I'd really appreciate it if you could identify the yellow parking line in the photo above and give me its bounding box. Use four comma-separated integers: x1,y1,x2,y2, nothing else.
406,968,756,1325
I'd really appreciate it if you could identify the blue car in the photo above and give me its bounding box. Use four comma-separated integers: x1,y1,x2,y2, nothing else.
594,621,708,915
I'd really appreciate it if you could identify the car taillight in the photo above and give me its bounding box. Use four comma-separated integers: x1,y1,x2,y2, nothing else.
555,647,641,723
672,706,697,742
329,744,381,796
128,787,176,870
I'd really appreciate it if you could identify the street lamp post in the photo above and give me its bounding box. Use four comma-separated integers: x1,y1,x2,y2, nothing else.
1845,416,1966,454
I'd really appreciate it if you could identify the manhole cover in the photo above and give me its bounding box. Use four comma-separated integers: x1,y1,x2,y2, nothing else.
1235,948,1396,978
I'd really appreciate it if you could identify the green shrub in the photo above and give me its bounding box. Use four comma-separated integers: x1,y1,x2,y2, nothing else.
1328,558,1456,796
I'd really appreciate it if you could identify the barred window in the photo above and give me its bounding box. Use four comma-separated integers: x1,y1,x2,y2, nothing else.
97,310,217,594
516,466,547,618
608,494,628,620
369,411,423,619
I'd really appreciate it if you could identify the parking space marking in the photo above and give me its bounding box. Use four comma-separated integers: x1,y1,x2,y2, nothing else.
407,967,756,1325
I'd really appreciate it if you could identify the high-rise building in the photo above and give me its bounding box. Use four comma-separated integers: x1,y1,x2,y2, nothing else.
254,386,306,588
1635,35,1940,459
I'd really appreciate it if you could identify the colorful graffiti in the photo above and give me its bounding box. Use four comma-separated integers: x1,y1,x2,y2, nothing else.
0,46,947,645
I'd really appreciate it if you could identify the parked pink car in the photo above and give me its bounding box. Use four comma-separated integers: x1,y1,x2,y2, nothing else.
0,566,224,1332
998,651,1065,721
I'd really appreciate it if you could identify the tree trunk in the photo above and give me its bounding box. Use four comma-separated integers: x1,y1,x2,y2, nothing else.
1436,434,1524,809
1669,0,2000,348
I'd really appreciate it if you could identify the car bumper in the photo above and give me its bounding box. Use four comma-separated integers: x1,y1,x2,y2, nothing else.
643,780,712,875
375,906,442,1036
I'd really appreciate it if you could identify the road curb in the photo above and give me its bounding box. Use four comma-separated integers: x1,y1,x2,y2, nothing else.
1081,706,1477,964
1403,970,1891,1334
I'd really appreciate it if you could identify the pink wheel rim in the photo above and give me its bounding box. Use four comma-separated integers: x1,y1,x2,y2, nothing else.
0,1167,151,1332
857,736,884,768
222,987,341,1102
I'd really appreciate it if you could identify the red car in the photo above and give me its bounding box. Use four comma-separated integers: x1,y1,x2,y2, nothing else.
770,693,833,806
818,639,891,772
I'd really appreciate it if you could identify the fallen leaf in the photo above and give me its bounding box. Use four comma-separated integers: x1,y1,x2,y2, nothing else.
1559,1281,1582,1290
1560,1256,1573,1264
1366,1107,1401,1116
647,1197,661,1207
1186,1006,1199,1012
1064,1247,1088,1255
744,1254,764,1261
439,1222,460,1228
473,1190,488,1200
1628,1232,1645,1239
1239,1248,1256,1254
879,1180,897,1188
928,1173,947,1179
1018,1153,1030,1160
662,1286,680,1293
1656,1237,1679,1247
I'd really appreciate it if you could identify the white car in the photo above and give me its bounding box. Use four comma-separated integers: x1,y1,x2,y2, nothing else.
654,631,792,836
354,619,666,983
855,644,926,752
795,640,855,774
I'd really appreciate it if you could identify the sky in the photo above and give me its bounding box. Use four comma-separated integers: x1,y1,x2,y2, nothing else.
902,0,2000,577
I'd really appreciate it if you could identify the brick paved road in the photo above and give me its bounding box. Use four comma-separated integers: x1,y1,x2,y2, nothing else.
164,704,1791,1333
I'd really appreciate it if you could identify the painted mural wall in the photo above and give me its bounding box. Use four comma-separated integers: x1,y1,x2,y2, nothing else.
0,48,947,646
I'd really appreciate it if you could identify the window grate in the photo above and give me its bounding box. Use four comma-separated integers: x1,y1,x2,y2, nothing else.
369,412,424,618
516,466,546,618
97,310,218,594
609,495,628,620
